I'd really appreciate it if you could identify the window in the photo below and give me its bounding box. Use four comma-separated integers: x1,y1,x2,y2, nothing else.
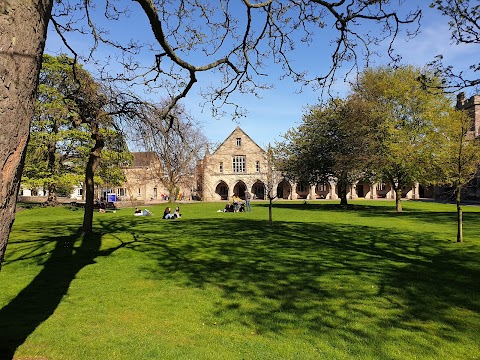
297,183,308,192
219,162,223,173
255,161,260,172
77,188,83,196
117,188,126,196
376,182,385,191
232,155,246,173
236,137,241,146
316,183,327,192
138,188,141,196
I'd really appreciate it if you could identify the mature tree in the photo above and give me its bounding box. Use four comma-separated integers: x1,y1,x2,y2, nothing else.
23,54,131,205
133,103,207,202
0,1,52,267
429,0,480,90
67,66,138,234
352,66,455,212
1,0,421,266
275,97,372,205
429,104,480,242
25,54,133,233
23,54,74,205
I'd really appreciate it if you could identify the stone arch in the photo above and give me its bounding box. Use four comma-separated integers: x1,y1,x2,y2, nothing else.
214,181,229,200
233,180,247,200
277,179,292,200
252,180,266,200
314,183,330,199
295,182,310,199
375,181,393,198
354,181,372,199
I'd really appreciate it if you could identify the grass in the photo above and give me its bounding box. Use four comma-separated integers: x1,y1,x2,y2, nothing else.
1,200,479,360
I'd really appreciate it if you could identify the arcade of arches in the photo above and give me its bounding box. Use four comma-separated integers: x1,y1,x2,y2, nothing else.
196,127,427,202
210,178,424,201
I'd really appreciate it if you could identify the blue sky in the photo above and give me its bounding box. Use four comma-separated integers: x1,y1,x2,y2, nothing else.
44,2,480,150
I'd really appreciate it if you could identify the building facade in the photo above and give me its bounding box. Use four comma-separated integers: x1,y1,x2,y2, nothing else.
196,127,422,202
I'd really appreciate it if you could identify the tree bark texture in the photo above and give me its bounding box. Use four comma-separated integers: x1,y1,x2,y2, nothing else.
456,184,463,243
82,129,104,235
0,0,53,268
338,180,348,206
395,188,403,212
268,197,273,226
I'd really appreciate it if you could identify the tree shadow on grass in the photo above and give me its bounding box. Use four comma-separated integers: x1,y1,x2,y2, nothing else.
133,218,480,357
2,211,479,359
0,217,141,360
258,201,480,237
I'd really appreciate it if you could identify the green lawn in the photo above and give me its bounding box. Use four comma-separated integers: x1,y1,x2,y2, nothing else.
1,200,479,360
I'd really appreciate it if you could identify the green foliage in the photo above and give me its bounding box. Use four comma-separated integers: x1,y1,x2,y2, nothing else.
352,66,456,191
276,98,372,184
1,201,480,359
431,109,480,188
23,54,132,196
275,97,373,204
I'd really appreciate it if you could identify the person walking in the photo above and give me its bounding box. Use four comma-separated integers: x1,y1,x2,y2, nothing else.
245,190,252,212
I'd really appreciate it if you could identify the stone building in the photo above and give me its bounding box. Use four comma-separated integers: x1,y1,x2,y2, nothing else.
196,127,424,202
196,127,422,202
197,127,274,201
119,152,195,202
457,92,480,138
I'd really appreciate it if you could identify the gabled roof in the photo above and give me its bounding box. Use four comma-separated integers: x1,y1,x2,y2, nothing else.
131,152,158,168
212,126,265,155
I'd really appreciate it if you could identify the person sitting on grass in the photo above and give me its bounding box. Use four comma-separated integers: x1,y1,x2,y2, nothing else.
163,207,175,219
174,206,181,219
143,209,152,216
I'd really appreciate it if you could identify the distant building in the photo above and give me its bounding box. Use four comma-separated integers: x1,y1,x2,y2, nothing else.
195,126,416,201
119,152,195,202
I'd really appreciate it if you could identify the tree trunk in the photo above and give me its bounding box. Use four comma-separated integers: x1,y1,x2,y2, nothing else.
456,184,463,243
0,0,53,269
167,184,177,203
338,180,348,206
268,197,273,226
45,182,59,206
82,130,104,235
395,187,403,212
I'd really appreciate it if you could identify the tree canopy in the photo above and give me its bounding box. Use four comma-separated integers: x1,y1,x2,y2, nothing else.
23,54,132,203
275,97,372,205
351,66,457,211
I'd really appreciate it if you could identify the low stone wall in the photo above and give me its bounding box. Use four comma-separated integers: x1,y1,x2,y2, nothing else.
18,196,76,204
17,196,142,209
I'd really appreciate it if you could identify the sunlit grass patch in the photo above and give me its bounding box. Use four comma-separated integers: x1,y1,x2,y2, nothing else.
1,200,479,359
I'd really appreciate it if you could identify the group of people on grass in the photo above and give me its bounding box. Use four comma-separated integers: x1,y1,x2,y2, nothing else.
134,190,253,217
163,206,181,219
133,206,179,218
223,191,252,212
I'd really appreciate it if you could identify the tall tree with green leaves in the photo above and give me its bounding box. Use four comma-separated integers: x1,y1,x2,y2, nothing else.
275,97,372,205
352,66,455,212
23,54,133,233
23,54,82,204
429,106,480,242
